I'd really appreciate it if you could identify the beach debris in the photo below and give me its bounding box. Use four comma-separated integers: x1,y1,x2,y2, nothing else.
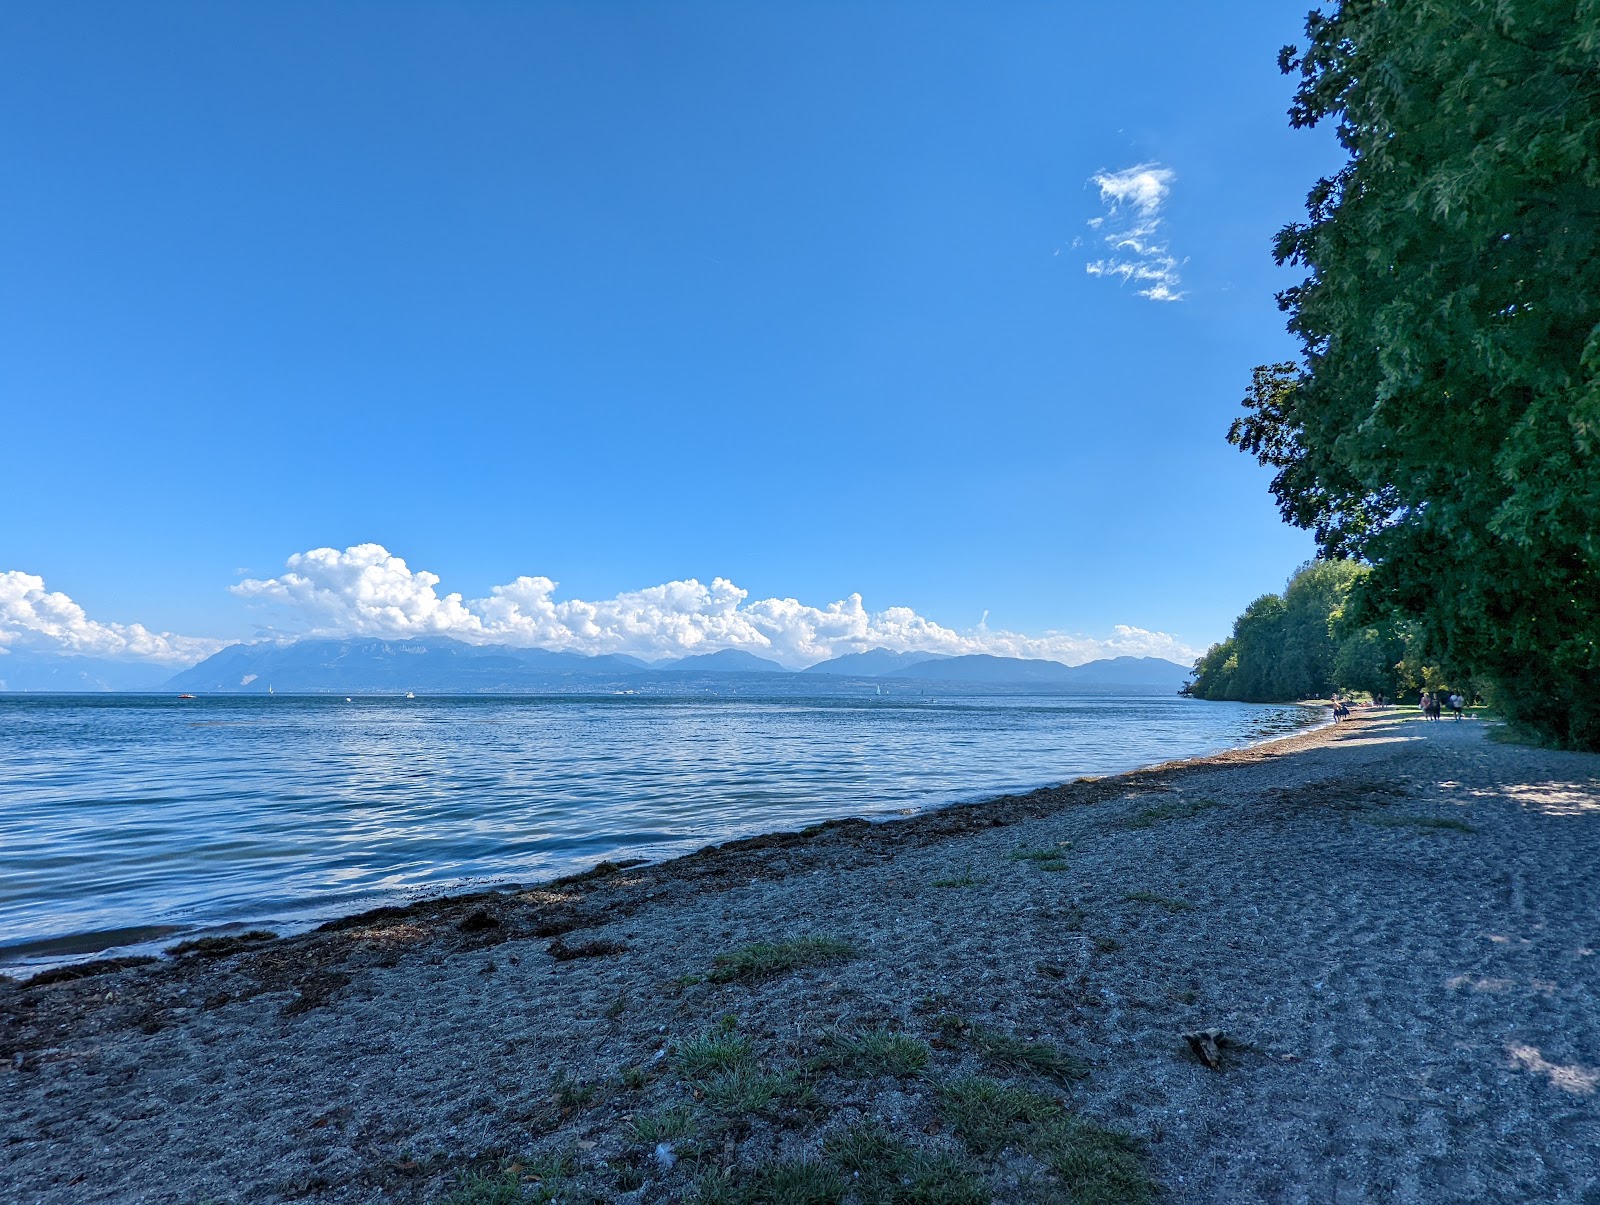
1182,1027,1227,1069
547,937,627,961
457,909,500,933
654,1142,676,1170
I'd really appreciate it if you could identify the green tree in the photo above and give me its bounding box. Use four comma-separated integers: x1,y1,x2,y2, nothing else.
1232,0,1600,748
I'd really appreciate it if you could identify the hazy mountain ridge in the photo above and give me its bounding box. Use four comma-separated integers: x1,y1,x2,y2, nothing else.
7,639,1189,694
166,641,1191,693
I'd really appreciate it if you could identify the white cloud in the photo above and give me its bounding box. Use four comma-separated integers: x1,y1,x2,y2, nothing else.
232,543,1200,668
1084,162,1187,302
0,571,224,664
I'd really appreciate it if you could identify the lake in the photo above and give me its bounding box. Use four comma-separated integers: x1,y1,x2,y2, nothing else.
0,692,1321,972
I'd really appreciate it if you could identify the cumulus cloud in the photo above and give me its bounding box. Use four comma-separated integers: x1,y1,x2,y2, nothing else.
232,543,1199,668
1084,162,1186,302
0,572,225,664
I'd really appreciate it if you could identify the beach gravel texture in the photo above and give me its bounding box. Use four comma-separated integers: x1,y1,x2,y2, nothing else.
4,714,1599,1203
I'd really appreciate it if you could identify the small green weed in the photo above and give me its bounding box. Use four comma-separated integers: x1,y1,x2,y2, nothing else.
1033,1114,1154,1205
627,1105,697,1145
603,992,628,1020
619,1064,649,1090
1010,845,1072,872
675,1031,756,1077
816,1028,931,1078
700,1065,794,1114
938,1076,1063,1155
1119,798,1220,829
934,1016,1088,1082
823,1124,988,1204
1123,891,1193,912
708,935,856,983
550,1071,595,1109
931,865,984,888
1364,814,1475,833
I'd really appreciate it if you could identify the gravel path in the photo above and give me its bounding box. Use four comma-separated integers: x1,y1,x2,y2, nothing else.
4,712,1598,1203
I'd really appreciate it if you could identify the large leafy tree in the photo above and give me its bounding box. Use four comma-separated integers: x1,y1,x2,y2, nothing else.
1232,0,1600,748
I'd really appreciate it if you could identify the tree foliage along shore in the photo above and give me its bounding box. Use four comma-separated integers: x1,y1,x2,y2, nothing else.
1187,560,1469,704
1229,1,1600,748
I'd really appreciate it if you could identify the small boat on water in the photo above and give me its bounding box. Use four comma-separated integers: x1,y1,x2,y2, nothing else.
178,694,197,700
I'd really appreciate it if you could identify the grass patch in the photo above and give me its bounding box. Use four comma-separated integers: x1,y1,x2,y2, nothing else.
1118,797,1220,829
816,1027,932,1078
435,1151,578,1205
934,1016,1089,1083
1364,814,1475,833
930,865,985,888
550,1070,595,1109
699,1064,796,1114
690,1158,847,1205
1010,845,1072,872
823,1124,988,1204
1091,935,1123,954
675,1031,756,1077
708,935,856,984
627,1105,697,1145
938,1076,1063,1155
1123,891,1193,912
1033,1115,1154,1205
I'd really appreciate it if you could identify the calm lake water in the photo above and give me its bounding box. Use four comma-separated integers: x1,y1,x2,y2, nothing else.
0,693,1321,971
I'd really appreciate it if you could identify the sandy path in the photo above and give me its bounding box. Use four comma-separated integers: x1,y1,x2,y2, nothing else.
4,713,1599,1203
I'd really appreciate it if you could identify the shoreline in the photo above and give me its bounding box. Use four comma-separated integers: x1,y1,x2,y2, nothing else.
6,711,1599,1202
0,700,1331,980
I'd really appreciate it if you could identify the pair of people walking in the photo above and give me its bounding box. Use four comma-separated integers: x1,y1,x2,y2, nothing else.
1420,690,1465,720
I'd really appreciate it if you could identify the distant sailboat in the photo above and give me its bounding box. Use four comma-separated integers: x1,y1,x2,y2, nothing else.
405,691,415,700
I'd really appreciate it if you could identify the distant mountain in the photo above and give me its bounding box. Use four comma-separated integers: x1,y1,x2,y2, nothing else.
801,649,951,676
651,649,791,674
885,654,1078,684
164,637,646,693
883,653,1191,690
0,651,171,692
1059,656,1192,688
143,638,1192,695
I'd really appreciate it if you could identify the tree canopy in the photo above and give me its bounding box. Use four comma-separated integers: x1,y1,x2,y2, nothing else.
1188,560,1463,704
1230,0,1600,748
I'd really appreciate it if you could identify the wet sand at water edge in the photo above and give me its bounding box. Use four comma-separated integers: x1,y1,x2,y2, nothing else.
4,711,1599,1203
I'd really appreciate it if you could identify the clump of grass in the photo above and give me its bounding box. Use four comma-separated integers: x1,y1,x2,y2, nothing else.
934,1016,1088,1083
1118,797,1220,830
603,992,628,1020
930,865,985,888
627,1105,697,1145
1091,935,1123,954
1364,814,1475,833
709,935,856,983
816,1027,931,1078
675,1031,756,1077
1010,845,1072,872
700,1065,796,1114
689,1159,846,1205
1123,890,1193,912
433,1169,527,1205
619,1064,650,1090
939,1076,1063,1155
1033,1115,1154,1205
550,1070,596,1109
436,1151,578,1205
823,1124,988,1204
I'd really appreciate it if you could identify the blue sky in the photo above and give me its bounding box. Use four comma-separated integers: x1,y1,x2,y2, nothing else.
1,2,1336,668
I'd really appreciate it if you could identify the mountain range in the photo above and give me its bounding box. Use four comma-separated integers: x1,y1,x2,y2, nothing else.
146,638,1190,694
